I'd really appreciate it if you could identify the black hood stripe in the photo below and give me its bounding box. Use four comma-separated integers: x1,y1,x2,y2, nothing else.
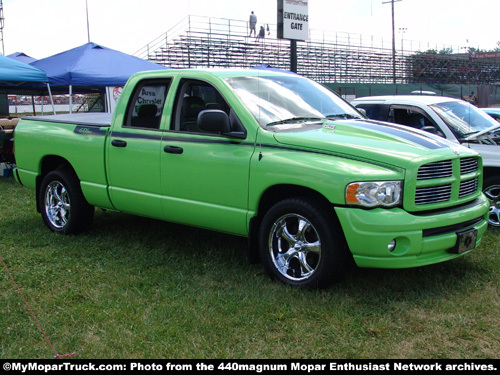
348,120,450,150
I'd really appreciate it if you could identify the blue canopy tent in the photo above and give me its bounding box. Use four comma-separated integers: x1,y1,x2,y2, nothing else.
0,54,55,114
0,53,47,85
31,42,168,112
252,64,296,74
7,52,37,64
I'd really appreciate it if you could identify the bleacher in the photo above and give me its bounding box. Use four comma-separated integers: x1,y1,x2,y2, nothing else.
135,15,500,85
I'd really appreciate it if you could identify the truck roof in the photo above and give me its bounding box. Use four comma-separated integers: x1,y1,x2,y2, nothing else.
351,95,462,106
132,67,298,80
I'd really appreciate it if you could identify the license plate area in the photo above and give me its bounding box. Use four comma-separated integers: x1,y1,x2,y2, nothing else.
453,228,478,254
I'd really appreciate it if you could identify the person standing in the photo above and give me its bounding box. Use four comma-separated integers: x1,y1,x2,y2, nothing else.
249,11,257,37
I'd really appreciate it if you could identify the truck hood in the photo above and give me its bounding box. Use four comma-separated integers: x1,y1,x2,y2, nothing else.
272,119,466,168
464,122,500,141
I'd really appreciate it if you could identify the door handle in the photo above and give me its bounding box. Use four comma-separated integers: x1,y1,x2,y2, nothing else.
164,146,183,154
111,139,127,148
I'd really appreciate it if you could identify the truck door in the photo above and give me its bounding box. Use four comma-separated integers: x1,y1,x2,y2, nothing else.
106,79,171,218
160,79,253,235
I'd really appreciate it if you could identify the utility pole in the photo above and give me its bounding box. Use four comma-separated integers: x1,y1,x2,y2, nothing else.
86,0,91,43
382,0,402,84
0,0,5,55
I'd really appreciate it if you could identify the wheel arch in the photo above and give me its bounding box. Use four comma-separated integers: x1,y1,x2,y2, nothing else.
35,156,77,213
248,184,340,264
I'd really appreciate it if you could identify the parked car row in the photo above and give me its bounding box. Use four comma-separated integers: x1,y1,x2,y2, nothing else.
351,95,500,227
481,107,500,122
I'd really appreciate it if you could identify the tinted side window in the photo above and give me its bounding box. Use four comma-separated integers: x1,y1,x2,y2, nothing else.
354,104,390,121
391,106,444,137
172,79,244,135
125,79,171,129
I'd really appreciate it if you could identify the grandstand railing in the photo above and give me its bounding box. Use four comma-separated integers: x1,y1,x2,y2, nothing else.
135,15,500,85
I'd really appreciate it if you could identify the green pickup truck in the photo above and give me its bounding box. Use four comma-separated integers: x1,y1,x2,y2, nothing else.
13,69,489,288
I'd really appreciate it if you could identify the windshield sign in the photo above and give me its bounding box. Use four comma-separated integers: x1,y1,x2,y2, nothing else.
224,75,362,129
430,101,500,139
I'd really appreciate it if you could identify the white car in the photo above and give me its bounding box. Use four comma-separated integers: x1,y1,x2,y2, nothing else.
352,95,500,226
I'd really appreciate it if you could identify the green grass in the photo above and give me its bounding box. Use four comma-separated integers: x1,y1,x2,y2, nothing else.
1,176,499,359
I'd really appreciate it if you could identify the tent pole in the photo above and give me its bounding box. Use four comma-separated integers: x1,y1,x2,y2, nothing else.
69,85,72,114
46,83,56,115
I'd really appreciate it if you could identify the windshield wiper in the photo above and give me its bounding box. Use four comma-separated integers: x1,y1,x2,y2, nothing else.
326,113,363,120
265,117,324,127
461,131,479,137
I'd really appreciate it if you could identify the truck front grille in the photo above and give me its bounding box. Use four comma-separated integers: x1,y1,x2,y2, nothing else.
414,157,480,206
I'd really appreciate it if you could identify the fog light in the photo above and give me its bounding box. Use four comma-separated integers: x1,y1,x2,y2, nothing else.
388,240,396,252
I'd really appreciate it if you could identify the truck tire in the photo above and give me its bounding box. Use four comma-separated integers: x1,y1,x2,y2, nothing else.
39,168,94,234
483,175,500,227
258,197,349,288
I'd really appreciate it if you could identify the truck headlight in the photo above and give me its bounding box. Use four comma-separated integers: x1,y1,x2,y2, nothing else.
346,181,403,208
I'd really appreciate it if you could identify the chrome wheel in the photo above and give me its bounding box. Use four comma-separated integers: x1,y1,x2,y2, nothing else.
268,213,321,282
44,181,71,229
259,198,350,288
484,184,500,227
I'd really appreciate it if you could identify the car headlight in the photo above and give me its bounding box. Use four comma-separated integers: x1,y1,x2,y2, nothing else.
346,181,403,207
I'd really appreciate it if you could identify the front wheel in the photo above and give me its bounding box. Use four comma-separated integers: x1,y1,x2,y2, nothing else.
258,198,349,288
39,168,94,234
483,175,500,227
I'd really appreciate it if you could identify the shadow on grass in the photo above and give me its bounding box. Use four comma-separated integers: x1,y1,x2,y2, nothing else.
2,208,495,308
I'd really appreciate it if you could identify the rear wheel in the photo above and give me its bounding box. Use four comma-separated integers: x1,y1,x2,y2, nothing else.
258,197,349,288
483,175,500,227
39,168,94,234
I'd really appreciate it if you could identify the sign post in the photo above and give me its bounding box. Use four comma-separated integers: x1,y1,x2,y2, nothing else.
277,0,309,73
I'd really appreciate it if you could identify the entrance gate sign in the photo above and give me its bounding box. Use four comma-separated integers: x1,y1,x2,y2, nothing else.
277,0,309,41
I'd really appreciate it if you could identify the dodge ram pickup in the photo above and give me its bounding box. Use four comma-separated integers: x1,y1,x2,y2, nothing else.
13,69,489,288
352,95,500,227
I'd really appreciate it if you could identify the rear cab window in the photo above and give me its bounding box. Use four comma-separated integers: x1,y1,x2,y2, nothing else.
124,79,172,130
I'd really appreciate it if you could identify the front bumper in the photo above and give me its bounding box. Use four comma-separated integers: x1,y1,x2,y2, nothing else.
335,196,489,269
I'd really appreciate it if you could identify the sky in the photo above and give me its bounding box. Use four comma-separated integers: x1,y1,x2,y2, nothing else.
2,0,499,60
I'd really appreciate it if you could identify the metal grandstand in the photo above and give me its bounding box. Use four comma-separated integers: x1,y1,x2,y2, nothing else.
135,15,500,85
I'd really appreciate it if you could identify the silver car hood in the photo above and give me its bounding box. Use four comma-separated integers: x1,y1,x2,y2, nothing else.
464,123,500,141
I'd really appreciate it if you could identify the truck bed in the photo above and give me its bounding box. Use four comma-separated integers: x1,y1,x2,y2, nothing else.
24,113,113,127
14,112,114,210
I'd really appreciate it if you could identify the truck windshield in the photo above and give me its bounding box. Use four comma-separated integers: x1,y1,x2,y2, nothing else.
224,74,362,129
430,101,500,139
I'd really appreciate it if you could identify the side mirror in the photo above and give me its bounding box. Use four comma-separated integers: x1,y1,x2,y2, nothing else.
198,109,231,133
356,107,367,117
197,109,246,139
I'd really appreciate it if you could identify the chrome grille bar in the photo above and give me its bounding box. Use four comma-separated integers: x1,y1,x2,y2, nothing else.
459,178,478,198
415,185,452,204
460,157,478,175
417,160,452,180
